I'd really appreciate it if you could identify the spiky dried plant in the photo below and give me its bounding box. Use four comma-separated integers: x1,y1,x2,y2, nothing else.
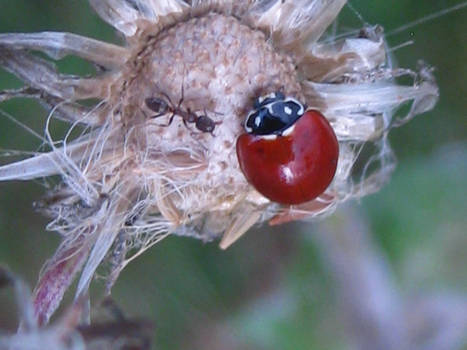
0,267,153,350
0,0,438,325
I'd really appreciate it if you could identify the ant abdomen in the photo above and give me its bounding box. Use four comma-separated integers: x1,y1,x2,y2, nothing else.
145,97,169,115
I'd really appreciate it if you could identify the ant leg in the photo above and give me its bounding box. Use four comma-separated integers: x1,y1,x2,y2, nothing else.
176,68,188,109
150,112,166,119
183,118,195,132
177,77,185,108
153,113,176,127
150,112,172,127
204,109,223,122
167,113,176,126
206,109,223,126
205,110,217,137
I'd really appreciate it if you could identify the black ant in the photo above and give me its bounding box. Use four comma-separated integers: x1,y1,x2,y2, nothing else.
144,87,221,135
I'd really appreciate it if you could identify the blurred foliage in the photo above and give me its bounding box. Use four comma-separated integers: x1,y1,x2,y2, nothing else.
0,1,466,349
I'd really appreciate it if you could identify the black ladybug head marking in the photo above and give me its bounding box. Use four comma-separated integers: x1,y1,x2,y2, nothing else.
245,93,306,136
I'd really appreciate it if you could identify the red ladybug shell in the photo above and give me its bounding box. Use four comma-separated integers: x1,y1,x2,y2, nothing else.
236,110,339,205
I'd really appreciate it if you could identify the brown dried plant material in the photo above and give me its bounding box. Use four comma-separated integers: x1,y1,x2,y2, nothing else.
0,269,154,350
0,0,438,324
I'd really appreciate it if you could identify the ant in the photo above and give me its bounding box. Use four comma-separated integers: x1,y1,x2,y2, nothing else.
144,86,221,135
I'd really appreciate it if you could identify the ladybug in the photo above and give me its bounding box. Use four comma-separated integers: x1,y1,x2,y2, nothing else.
237,94,339,205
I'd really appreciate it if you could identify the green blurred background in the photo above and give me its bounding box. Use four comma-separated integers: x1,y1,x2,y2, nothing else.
0,1,465,349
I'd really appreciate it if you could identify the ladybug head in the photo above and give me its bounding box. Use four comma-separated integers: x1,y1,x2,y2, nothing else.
246,93,306,136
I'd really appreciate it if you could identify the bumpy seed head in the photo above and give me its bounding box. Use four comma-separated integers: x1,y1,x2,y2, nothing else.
0,0,439,325
115,12,305,235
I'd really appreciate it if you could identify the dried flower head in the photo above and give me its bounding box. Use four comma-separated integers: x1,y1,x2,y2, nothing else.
0,0,438,324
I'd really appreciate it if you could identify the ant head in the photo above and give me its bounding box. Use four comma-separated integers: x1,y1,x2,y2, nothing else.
195,115,216,133
145,97,169,114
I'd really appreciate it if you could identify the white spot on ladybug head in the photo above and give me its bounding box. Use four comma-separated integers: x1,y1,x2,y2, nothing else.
286,97,305,115
284,106,292,115
254,116,261,127
245,109,256,132
258,92,275,105
266,92,277,100
266,104,274,114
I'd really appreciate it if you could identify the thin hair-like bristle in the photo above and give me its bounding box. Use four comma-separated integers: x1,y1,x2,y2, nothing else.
0,32,129,68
